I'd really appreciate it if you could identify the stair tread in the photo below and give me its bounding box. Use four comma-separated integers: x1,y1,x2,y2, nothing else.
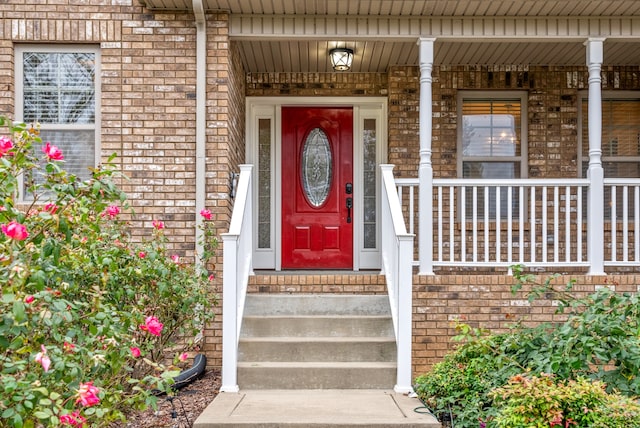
238,361,396,367
240,336,394,342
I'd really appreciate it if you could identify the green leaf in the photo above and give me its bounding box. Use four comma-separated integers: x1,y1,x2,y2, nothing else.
12,301,26,323
33,410,51,420
2,408,15,418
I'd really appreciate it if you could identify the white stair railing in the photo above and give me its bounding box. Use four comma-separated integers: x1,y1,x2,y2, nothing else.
380,164,414,394
220,164,253,393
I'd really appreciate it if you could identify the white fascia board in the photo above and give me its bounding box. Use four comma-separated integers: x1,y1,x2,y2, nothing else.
230,15,640,41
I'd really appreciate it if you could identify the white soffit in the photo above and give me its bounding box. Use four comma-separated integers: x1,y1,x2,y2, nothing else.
138,0,640,72
142,0,640,17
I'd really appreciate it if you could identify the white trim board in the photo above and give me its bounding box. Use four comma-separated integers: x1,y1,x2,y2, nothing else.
246,97,388,270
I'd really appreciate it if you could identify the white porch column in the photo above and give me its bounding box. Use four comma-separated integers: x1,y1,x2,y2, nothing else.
418,38,435,275
586,38,606,275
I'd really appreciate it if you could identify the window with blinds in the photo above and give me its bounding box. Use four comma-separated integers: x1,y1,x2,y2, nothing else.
582,98,640,177
16,46,99,199
581,96,640,219
458,93,527,218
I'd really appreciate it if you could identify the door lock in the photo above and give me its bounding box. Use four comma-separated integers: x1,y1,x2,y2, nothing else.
345,182,353,194
346,197,352,223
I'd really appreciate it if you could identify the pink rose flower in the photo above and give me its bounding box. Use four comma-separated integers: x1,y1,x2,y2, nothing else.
171,254,180,263
208,273,215,281
42,142,64,161
152,220,164,230
138,251,146,258
2,221,29,241
140,316,163,336
76,381,100,407
24,295,35,304
200,209,212,220
59,411,86,426
130,347,141,358
35,345,51,372
44,202,58,214
105,205,120,218
0,136,14,157
179,352,188,362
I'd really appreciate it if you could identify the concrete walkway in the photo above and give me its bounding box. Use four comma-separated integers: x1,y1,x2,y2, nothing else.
194,389,441,427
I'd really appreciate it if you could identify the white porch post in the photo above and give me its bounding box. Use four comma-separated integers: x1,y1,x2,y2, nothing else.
418,37,435,275
586,38,606,276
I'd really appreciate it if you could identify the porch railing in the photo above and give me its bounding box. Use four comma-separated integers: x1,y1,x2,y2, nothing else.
605,178,640,267
397,176,640,271
220,164,253,393
380,165,414,394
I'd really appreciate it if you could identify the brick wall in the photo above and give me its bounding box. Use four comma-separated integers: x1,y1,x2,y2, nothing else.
411,273,640,376
0,1,245,367
246,72,388,97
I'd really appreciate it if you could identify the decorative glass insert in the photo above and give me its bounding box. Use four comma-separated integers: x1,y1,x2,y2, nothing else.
363,119,377,248
258,119,272,249
301,128,332,207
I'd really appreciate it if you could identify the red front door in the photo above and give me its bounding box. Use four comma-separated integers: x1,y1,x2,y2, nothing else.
282,107,353,269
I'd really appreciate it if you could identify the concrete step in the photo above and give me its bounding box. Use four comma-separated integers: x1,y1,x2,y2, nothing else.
243,294,391,316
241,315,394,337
238,293,397,390
194,389,442,427
238,337,396,362
237,362,397,389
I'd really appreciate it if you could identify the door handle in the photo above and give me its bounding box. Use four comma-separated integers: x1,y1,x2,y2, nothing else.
346,197,352,223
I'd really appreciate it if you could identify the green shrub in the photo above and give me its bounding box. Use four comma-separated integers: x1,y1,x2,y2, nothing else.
0,118,216,427
414,266,640,428
491,374,640,428
414,327,522,427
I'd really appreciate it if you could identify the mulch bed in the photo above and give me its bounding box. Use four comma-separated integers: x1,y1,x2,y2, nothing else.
112,369,221,427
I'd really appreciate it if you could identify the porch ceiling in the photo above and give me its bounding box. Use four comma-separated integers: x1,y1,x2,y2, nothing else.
236,39,640,73
143,0,640,17
140,0,640,72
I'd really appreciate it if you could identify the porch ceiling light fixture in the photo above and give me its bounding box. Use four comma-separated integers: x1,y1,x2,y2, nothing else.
330,47,354,71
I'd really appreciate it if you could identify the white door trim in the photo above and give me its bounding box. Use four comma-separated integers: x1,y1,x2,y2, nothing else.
246,96,388,270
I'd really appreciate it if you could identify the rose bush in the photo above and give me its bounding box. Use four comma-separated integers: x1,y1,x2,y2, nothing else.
0,118,216,427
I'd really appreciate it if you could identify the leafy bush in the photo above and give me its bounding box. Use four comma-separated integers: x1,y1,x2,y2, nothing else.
414,330,521,427
491,374,640,428
0,118,216,427
414,266,640,428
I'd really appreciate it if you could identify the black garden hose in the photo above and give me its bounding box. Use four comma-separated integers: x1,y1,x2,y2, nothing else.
152,353,207,396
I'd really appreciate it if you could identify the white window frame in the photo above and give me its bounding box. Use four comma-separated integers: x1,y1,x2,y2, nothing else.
578,90,640,177
457,91,528,180
15,45,101,200
246,97,388,271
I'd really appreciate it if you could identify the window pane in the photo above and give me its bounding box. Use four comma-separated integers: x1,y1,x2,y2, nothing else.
463,162,521,219
24,129,95,195
581,99,640,178
363,118,377,249
462,100,521,157
19,48,98,200
258,119,271,249
23,52,96,124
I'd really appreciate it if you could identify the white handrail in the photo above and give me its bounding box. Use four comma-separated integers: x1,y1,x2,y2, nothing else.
220,164,253,393
380,165,414,394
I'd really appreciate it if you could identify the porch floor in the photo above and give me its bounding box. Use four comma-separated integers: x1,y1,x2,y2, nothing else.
193,389,441,427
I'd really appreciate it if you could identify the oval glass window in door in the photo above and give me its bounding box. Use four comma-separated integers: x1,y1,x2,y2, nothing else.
301,128,332,207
